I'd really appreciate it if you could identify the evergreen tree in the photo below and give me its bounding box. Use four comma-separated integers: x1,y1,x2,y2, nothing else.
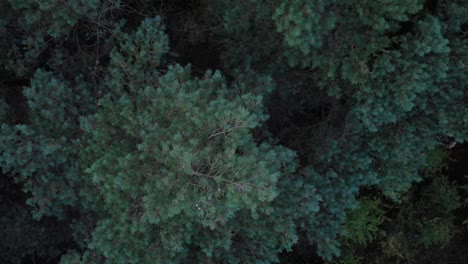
0,70,98,219
0,0,466,262
0,17,318,263
206,0,468,258
0,0,121,76
73,18,317,263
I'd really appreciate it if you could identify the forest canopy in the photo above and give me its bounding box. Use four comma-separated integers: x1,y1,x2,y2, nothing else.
0,0,467,263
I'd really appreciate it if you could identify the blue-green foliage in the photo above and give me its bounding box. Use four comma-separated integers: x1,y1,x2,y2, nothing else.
208,0,468,259
106,17,170,91
0,70,97,219
0,0,466,262
0,0,120,76
7,0,101,37
58,18,320,263
272,0,337,55
297,124,437,258
301,167,360,257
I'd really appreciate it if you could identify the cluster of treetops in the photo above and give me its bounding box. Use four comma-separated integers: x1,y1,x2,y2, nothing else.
0,0,466,263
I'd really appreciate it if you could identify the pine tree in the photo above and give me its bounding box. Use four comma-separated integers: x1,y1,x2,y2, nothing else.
0,70,98,219
206,0,468,259
0,0,121,76
0,0,466,262
0,17,319,263
51,17,322,263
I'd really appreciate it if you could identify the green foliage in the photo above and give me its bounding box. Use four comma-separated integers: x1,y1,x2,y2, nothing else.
0,172,73,264
0,15,320,263
377,175,462,263
300,166,360,259
420,176,461,216
0,70,97,219
344,198,384,247
106,17,169,90
328,197,384,264
333,141,468,264
207,0,468,259
0,0,121,76
7,0,101,37
423,147,450,175
0,0,467,262
60,17,318,263
417,218,452,248
272,0,337,55
415,177,461,248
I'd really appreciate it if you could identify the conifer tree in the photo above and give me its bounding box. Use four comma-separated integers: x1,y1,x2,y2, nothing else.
0,70,98,219
72,18,319,263
0,0,466,262
0,0,120,76
0,17,320,263
206,0,468,258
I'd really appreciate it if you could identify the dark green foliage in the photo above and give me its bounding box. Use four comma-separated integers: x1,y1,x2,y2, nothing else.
0,70,97,219
0,0,467,263
379,175,463,263
0,98,8,122
0,0,98,74
106,17,169,90
0,203,72,263
344,198,384,247
331,171,466,264
0,171,74,264
461,176,468,230
328,145,468,264
423,147,450,175
71,18,320,263
206,0,468,259
0,17,320,263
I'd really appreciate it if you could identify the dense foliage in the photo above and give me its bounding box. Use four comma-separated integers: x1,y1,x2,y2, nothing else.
0,0,466,263
329,148,467,264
